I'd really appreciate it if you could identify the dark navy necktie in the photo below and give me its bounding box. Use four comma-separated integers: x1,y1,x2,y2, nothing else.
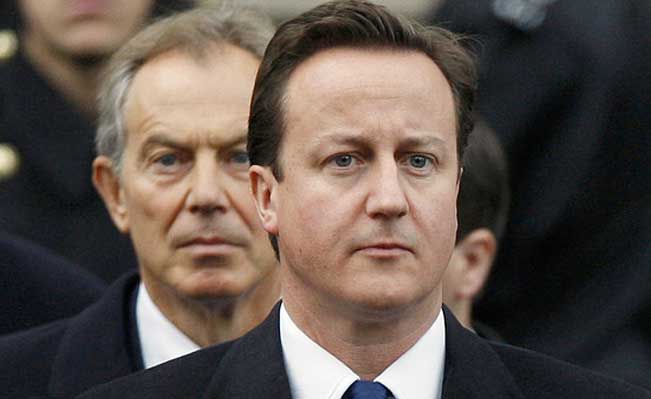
342,380,393,399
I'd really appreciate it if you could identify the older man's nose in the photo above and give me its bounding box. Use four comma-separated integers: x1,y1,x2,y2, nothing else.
365,160,409,219
186,159,228,214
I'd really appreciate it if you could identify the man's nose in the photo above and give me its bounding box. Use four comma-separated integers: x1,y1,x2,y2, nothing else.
365,158,409,219
186,156,228,214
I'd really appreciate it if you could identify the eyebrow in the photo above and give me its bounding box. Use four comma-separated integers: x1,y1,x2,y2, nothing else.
313,132,448,149
138,131,248,161
138,134,190,161
398,135,448,150
209,131,247,149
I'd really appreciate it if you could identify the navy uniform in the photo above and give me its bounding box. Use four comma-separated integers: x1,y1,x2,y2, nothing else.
0,37,137,281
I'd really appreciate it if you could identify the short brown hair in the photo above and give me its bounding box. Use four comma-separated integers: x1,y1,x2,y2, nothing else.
248,0,477,179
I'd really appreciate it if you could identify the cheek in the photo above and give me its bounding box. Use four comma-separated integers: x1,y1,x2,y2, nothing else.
125,181,183,236
233,192,266,238
279,181,350,240
413,191,458,254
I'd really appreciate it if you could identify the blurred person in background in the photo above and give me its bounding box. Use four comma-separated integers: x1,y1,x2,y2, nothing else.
432,0,651,388
0,231,105,336
0,5,281,398
0,0,195,282
442,119,509,341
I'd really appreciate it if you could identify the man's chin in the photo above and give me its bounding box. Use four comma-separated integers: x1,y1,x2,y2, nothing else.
177,276,248,306
338,291,420,322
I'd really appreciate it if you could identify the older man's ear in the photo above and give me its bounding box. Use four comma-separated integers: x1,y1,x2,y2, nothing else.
249,165,279,236
93,156,130,234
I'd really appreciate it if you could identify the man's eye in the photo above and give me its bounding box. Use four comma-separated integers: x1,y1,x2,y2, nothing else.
156,153,178,167
409,155,431,169
230,151,250,165
332,154,354,168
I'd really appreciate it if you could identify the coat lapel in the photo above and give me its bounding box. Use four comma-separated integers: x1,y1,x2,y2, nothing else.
442,307,525,399
200,304,525,399
47,272,142,398
202,302,291,399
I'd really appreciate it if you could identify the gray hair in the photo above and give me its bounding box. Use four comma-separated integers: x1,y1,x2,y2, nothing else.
96,2,275,174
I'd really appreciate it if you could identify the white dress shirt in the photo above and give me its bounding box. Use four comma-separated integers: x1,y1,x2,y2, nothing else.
135,283,200,369
280,303,446,399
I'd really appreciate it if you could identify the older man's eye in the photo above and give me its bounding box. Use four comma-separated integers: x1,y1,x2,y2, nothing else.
157,153,178,167
151,152,188,174
331,154,354,168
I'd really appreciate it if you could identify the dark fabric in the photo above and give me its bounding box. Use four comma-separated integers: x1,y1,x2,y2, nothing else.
77,304,649,399
0,47,136,282
473,321,505,343
433,0,651,388
0,272,142,398
0,231,106,335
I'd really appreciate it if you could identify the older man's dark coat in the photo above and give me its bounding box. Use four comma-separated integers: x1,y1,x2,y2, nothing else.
77,304,649,399
0,272,142,398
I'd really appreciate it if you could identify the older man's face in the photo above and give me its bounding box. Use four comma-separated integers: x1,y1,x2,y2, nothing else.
257,48,460,314
100,44,277,303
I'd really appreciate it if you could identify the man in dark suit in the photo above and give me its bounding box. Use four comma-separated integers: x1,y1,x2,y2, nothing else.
0,231,105,336
77,1,649,398
0,5,281,398
431,0,651,388
0,0,194,281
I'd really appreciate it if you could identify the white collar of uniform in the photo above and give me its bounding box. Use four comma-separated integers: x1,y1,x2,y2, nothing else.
135,282,200,369
280,303,446,399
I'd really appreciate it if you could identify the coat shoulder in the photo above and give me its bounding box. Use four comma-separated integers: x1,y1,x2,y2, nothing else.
0,319,70,396
490,341,650,398
76,340,234,399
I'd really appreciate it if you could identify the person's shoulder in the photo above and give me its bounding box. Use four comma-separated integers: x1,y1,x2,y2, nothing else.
0,232,106,334
489,341,650,398
76,340,235,398
0,318,71,396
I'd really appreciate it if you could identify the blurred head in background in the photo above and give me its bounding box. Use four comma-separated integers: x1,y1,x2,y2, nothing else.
442,119,510,329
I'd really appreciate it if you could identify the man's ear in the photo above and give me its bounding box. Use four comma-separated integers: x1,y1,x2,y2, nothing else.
249,165,279,235
454,228,497,300
92,156,130,233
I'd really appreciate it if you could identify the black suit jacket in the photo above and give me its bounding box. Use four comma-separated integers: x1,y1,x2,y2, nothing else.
78,304,649,399
0,272,143,398
0,48,136,282
0,231,106,335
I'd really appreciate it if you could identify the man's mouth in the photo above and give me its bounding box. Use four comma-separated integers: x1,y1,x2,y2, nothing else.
178,236,240,258
356,242,413,258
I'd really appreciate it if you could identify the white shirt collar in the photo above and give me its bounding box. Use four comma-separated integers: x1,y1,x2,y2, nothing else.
280,303,446,399
135,282,201,369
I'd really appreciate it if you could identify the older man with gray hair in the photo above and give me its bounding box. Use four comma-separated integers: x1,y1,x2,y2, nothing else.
0,4,280,398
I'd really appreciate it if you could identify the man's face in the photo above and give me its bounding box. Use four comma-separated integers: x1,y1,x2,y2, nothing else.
19,0,154,60
260,48,460,314
108,44,277,302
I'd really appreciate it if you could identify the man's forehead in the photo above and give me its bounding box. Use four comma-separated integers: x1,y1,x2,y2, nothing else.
281,47,456,138
285,47,449,100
